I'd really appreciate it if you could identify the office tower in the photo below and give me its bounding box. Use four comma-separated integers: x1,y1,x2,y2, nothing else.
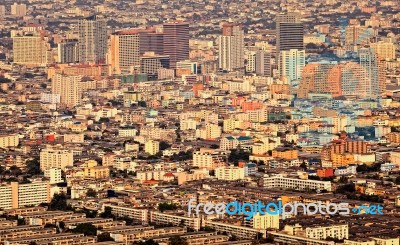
370,41,396,60
359,47,385,99
246,51,256,73
11,3,27,17
108,28,164,75
218,23,244,72
276,13,304,55
163,22,189,69
255,50,272,76
279,49,305,86
78,15,107,64
51,73,83,108
140,52,170,80
0,5,5,17
57,39,78,63
12,32,52,66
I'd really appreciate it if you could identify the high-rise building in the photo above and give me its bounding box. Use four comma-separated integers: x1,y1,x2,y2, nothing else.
78,15,107,64
276,13,304,55
218,23,244,72
359,47,385,99
163,22,189,69
0,181,50,210
246,51,256,73
57,39,78,63
51,73,83,108
255,50,272,76
40,148,74,171
11,3,27,17
13,32,52,66
279,49,305,87
108,28,164,75
140,52,170,80
0,5,6,17
370,41,396,60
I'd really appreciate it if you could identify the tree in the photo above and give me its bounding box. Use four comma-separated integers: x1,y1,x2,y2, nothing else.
158,203,178,212
395,176,400,185
86,188,97,198
160,141,171,151
138,101,147,107
48,192,70,211
138,239,159,245
100,206,114,219
97,232,114,242
29,242,37,245
168,236,188,245
26,158,42,175
72,223,97,236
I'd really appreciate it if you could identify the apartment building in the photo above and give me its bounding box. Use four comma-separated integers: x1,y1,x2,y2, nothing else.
145,140,160,155
40,148,74,171
12,32,52,66
0,135,19,148
44,168,63,184
105,205,149,225
306,224,349,240
204,221,266,239
193,149,227,170
263,175,332,192
110,226,186,244
215,166,245,181
0,181,50,210
150,211,201,231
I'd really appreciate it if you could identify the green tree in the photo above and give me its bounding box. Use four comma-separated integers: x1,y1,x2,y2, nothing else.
395,176,400,185
168,236,188,245
26,158,42,175
97,232,114,242
160,141,171,151
100,206,115,218
86,188,97,197
48,192,70,211
72,223,97,236
158,203,178,212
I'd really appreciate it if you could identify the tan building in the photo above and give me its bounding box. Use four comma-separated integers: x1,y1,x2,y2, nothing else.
144,140,160,155
11,3,27,16
215,166,245,181
83,160,110,179
40,148,73,171
252,213,279,230
370,41,396,60
0,181,50,209
0,135,19,148
12,32,52,66
51,73,82,108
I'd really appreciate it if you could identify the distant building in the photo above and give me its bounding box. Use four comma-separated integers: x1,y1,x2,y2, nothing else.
40,148,73,171
0,181,50,209
163,22,189,68
78,15,107,64
11,3,27,16
218,23,244,72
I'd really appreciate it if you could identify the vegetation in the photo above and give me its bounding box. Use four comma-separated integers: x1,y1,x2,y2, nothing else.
228,149,250,164
168,236,188,245
72,223,97,236
26,158,42,175
48,192,71,211
97,232,114,242
158,202,179,212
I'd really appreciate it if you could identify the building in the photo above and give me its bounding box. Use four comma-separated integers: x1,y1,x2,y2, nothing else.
13,32,52,66
263,175,332,192
370,41,396,60
83,160,110,179
276,12,304,60
145,140,160,155
163,22,189,68
252,212,279,230
204,221,266,239
176,60,199,74
150,211,201,231
279,49,305,88
40,148,73,171
0,181,50,210
51,73,82,108
78,15,107,64
218,23,244,72
255,50,272,76
140,52,170,80
306,224,349,240
193,149,227,170
57,39,78,63
105,205,149,225
44,168,63,184
108,28,163,75
215,166,245,181
0,5,5,17
359,47,385,99
0,135,19,148
11,3,27,16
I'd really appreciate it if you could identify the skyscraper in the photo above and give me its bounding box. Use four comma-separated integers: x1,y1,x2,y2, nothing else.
218,23,244,72
13,32,52,66
359,47,385,99
255,50,272,76
78,15,107,64
163,22,189,69
276,13,304,57
279,49,305,87
57,39,78,64
108,28,164,75
51,73,82,108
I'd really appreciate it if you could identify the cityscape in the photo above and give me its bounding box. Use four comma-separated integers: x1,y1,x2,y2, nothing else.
0,0,399,244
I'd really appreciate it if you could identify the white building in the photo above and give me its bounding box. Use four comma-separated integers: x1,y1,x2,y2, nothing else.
263,174,332,192
44,168,63,184
215,166,245,181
